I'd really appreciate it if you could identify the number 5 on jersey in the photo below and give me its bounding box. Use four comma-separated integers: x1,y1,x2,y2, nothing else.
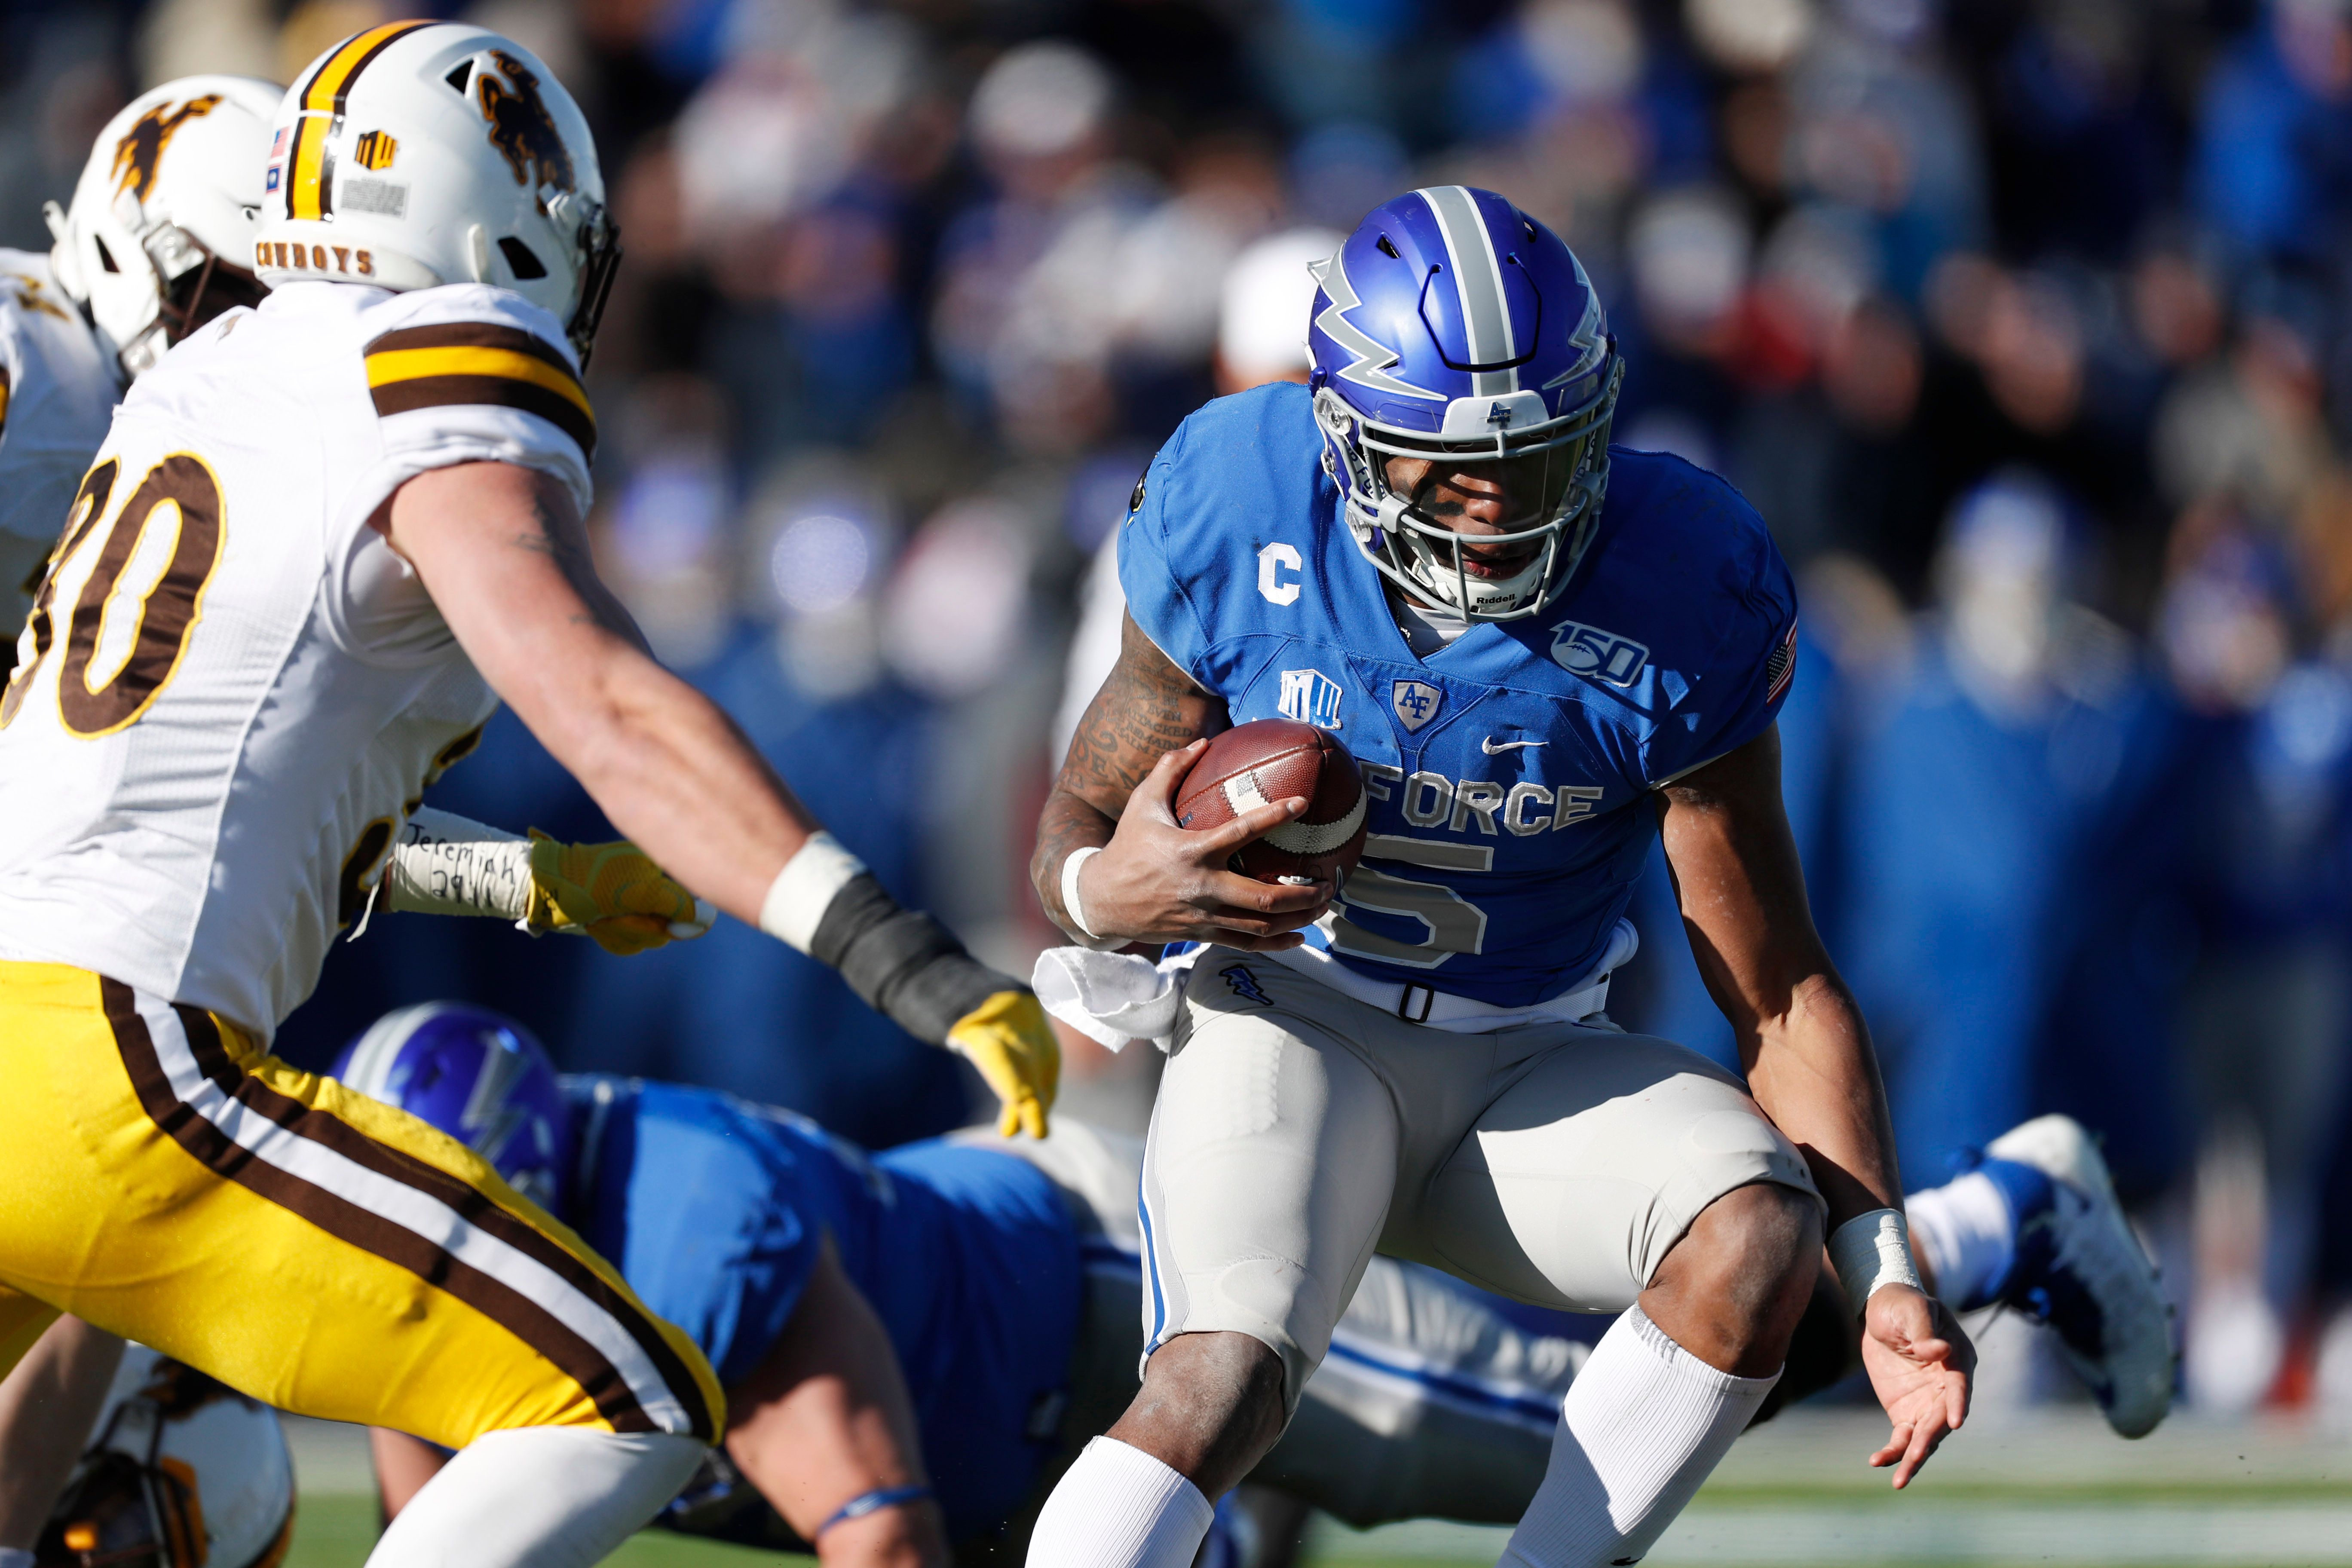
2,453,226,735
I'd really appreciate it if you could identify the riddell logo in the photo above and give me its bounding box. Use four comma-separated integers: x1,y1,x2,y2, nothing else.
476,50,575,196
352,131,397,171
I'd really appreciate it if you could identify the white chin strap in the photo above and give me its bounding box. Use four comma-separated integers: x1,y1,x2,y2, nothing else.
1372,492,1549,618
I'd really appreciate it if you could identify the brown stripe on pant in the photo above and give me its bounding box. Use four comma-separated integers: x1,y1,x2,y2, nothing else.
101,979,715,1440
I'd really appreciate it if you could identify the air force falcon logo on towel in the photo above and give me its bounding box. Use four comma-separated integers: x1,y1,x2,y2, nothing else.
1279,669,1345,729
1391,680,1443,733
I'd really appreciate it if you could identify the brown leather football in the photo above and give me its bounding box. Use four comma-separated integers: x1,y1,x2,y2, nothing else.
1173,718,1369,885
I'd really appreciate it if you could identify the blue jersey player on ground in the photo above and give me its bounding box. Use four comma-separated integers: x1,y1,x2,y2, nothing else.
328,1004,1601,1567
1025,187,1978,1568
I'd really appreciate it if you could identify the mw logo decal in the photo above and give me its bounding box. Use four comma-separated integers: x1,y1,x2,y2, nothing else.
353,130,398,170
1549,619,1649,686
1279,669,1344,729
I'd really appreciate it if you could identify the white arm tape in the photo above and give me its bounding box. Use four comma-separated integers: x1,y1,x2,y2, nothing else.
384,807,533,922
758,832,868,954
1828,1207,1925,1317
1060,846,1108,943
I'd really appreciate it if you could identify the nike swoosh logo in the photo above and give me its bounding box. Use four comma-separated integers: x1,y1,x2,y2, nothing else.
1481,737,1547,755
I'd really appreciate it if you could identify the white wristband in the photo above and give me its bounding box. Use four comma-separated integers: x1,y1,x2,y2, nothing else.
1060,846,1106,942
759,831,869,953
384,807,532,922
1828,1207,1925,1317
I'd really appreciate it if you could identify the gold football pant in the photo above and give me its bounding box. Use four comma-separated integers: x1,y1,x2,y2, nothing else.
0,961,723,1446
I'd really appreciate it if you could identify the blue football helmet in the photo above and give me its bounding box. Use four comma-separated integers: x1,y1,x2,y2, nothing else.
1307,186,1622,621
333,1001,574,1213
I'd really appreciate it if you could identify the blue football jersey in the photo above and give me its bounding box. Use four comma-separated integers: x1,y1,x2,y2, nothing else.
560,1078,1083,1537
1120,382,1798,1008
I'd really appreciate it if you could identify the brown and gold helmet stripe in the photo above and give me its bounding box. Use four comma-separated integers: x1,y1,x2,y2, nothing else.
364,321,597,457
284,19,437,223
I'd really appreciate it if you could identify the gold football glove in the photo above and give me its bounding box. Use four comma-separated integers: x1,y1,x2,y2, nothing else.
946,990,1061,1139
525,830,716,956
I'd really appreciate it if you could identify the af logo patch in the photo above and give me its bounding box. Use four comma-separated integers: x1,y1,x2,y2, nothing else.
1221,965,1271,1006
1391,679,1443,732
1278,668,1344,729
111,95,224,205
353,130,398,171
477,50,575,196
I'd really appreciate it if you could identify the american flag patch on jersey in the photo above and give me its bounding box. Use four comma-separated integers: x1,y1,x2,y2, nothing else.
1764,619,1798,704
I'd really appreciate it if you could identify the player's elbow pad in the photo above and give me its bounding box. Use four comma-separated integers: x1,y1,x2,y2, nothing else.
809,874,1015,1045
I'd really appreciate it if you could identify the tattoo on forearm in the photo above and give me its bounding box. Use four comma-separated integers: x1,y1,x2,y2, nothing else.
1029,612,1223,926
511,484,652,653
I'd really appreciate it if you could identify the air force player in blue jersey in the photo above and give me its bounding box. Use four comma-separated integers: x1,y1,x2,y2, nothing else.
328,1005,1596,1567
1028,188,1973,1568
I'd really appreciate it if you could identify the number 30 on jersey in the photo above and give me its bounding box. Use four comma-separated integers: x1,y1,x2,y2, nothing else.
1,453,226,736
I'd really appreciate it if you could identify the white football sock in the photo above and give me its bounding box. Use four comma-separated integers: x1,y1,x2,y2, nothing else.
365,1427,704,1568
1501,1306,1776,1568
1906,1170,2014,1309
1026,1436,1215,1568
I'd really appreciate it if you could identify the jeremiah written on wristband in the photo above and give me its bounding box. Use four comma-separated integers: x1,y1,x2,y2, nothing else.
1828,1207,1925,1317
814,1484,933,1539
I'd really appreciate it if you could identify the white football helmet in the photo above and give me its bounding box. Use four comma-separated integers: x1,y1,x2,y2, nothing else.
36,1346,294,1568
44,76,282,382
252,21,619,361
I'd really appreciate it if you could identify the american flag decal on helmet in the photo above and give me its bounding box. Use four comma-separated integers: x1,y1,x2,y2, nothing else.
1765,620,1798,704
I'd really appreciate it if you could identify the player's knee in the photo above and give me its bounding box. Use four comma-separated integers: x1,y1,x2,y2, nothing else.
1712,1179,1823,1311
1116,1331,1288,1495
1654,1181,1823,1353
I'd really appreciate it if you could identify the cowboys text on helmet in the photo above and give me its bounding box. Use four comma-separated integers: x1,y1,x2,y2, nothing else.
251,22,620,360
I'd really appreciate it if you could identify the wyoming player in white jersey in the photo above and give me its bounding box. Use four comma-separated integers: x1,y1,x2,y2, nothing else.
0,77,281,638
0,21,1060,1568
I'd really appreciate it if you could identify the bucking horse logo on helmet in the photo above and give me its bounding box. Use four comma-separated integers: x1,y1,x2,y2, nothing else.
475,51,574,200
111,96,223,205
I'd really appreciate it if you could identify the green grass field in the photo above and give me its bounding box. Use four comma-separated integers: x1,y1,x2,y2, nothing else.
275,1406,2352,1567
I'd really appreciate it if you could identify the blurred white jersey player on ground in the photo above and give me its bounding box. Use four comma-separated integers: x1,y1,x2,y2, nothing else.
0,20,1057,1568
0,76,279,636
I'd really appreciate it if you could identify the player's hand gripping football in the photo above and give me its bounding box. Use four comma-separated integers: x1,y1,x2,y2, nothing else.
1078,739,1334,949
946,990,1060,1139
525,830,717,956
1860,1281,1973,1488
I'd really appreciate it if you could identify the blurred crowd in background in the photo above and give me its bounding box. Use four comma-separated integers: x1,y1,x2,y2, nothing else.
13,0,2352,1425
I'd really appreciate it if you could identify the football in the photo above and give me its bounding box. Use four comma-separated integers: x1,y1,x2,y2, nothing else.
1173,719,1369,885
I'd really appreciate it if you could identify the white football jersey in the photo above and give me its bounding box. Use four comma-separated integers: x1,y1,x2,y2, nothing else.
0,279,595,1036
0,248,119,624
